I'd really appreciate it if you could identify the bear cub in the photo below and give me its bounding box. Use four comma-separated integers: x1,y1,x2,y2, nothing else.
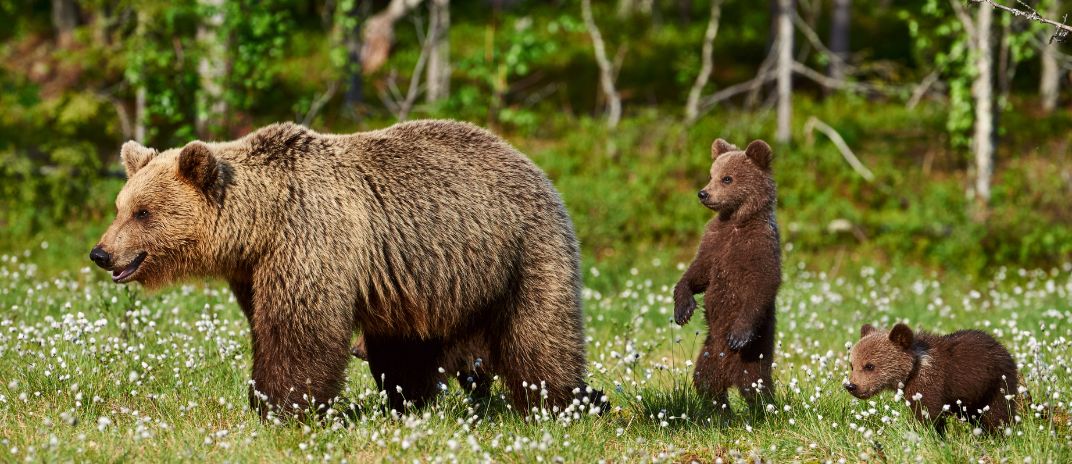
847,323,1019,435
673,138,781,413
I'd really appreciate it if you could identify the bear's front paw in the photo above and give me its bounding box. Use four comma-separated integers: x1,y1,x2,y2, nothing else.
674,297,697,326
727,329,754,351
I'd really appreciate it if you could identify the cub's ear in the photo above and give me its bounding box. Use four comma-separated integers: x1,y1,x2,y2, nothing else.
120,141,158,178
745,140,773,171
860,324,877,338
711,138,738,160
178,141,218,192
889,323,914,350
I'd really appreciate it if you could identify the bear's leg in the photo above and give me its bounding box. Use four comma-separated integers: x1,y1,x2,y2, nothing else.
248,278,353,420
693,332,733,414
736,321,776,412
981,393,1013,434
492,273,590,414
364,335,445,413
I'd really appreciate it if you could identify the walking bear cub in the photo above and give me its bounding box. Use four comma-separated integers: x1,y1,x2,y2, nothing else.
90,120,600,418
847,323,1019,435
673,138,781,412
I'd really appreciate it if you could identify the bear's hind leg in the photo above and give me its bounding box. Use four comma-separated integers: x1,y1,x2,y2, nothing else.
693,333,732,415
492,273,591,414
980,393,1014,434
364,335,445,413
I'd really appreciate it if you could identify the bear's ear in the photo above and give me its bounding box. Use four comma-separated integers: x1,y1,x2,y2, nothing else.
889,323,914,350
745,140,773,171
178,141,218,193
711,138,738,160
860,324,877,338
120,141,158,178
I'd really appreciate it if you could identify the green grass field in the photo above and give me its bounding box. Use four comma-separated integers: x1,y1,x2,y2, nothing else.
1,235,1069,462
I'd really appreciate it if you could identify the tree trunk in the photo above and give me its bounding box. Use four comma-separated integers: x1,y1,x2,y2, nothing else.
1040,0,1061,112
52,0,79,46
776,0,794,143
583,0,622,129
345,0,365,107
196,0,228,138
135,86,147,143
972,2,995,212
425,0,451,103
685,0,723,124
828,0,850,83
362,0,426,74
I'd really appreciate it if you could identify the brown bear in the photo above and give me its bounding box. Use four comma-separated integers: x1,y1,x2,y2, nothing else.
846,323,1019,435
672,138,781,413
350,333,493,399
89,120,600,417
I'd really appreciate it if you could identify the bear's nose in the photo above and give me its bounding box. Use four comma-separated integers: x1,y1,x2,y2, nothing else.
844,383,857,393
697,190,709,200
89,246,112,269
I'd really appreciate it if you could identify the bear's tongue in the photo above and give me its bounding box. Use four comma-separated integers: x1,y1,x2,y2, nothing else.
112,253,146,282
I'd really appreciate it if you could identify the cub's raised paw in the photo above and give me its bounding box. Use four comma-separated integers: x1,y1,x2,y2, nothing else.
674,298,697,326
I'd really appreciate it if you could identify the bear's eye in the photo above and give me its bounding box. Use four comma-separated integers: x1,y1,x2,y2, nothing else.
863,363,875,372
134,209,150,221
721,176,733,185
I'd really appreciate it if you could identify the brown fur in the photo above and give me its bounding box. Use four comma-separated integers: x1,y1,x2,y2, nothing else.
92,120,599,417
847,323,1019,435
672,138,781,412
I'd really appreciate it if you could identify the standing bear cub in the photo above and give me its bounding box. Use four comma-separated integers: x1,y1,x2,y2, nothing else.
673,138,781,412
847,323,1019,435
90,120,600,417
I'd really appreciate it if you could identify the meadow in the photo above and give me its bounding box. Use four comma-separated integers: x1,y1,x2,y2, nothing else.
1,228,1069,462
4,1,1072,461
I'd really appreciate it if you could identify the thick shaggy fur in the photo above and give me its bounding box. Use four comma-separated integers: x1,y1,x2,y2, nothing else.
673,139,782,412
847,323,1019,435
92,120,594,416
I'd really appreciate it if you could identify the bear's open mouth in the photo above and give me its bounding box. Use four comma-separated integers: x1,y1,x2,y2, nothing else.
112,252,147,283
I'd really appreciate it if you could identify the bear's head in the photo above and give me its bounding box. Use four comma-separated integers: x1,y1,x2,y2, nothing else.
845,323,917,399
697,138,775,220
90,140,224,288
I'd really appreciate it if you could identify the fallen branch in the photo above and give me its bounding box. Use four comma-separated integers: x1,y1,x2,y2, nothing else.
970,0,1072,43
804,116,875,182
907,70,941,109
696,70,776,113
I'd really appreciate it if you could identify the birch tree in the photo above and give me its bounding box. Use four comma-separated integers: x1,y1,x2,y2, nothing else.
775,0,794,143
685,0,724,124
1040,0,1062,112
196,0,228,138
582,0,622,129
425,0,450,103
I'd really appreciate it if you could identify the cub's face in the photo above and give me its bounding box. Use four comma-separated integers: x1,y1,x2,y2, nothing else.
845,324,916,399
91,141,217,288
698,139,774,216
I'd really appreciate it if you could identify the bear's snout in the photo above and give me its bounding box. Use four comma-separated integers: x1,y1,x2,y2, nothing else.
844,382,858,393
697,190,709,201
89,245,112,269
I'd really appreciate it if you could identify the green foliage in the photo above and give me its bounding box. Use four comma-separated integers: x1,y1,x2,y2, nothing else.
219,0,291,111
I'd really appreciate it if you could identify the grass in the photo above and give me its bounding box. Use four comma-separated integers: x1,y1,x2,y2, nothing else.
0,234,1069,462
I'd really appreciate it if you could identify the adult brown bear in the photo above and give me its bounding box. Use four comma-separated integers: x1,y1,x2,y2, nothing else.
89,120,599,417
